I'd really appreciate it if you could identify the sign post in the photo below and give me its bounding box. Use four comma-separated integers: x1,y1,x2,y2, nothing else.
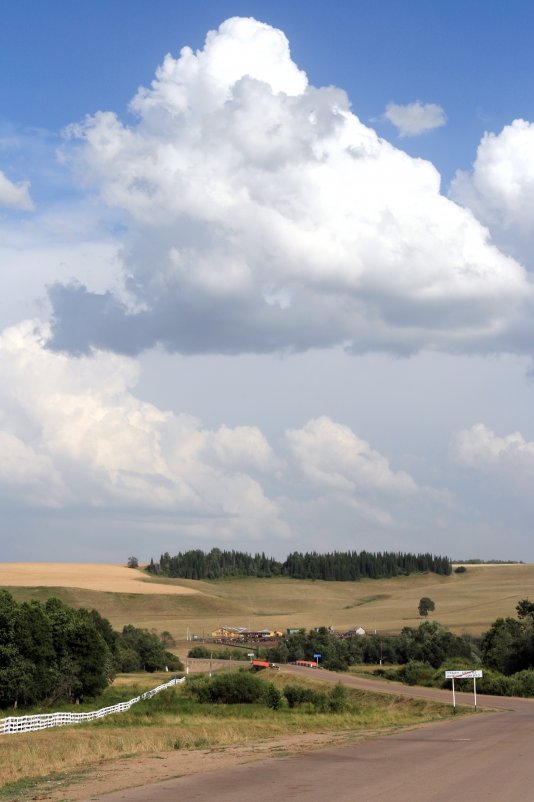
313,653,321,668
444,670,483,711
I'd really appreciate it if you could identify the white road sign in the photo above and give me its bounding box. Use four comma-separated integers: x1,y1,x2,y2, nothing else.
445,670,483,679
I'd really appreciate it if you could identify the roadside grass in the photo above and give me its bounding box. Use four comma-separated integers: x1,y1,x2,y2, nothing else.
0,769,93,802
347,664,402,675
2,563,534,641
0,671,463,790
111,671,173,688
0,768,93,802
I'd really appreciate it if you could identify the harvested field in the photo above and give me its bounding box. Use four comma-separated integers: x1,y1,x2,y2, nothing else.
0,563,197,596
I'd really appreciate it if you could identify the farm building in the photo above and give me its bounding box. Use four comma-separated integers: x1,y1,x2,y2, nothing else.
211,626,248,640
210,626,281,641
338,626,366,638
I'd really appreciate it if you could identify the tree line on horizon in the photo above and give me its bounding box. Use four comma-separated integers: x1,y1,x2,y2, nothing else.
147,548,452,581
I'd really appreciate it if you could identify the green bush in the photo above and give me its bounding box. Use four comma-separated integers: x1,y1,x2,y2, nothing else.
508,670,534,697
283,683,348,712
188,670,279,707
329,682,348,712
284,685,318,708
264,682,283,709
188,646,212,659
188,646,249,661
398,661,435,686
476,669,512,696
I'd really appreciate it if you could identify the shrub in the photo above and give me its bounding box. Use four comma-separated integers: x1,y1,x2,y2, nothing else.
284,685,318,708
509,670,534,697
328,682,348,712
188,670,279,706
283,683,348,712
398,661,435,686
476,669,511,696
188,646,211,659
264,683,283,709
187,646,249,661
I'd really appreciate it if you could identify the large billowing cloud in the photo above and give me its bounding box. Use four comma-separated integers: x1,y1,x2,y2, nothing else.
46,17,532,358
450,119,534,270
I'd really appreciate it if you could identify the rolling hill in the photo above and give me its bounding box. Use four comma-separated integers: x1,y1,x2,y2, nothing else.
1,562,532,642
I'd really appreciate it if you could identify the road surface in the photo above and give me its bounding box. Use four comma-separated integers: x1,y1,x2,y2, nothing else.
83,667,534,801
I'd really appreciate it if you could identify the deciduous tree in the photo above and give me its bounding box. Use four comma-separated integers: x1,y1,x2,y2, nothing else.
418,597,435,617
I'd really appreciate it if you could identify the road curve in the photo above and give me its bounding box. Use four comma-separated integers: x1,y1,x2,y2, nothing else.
283,663,534,711
84,668,534,802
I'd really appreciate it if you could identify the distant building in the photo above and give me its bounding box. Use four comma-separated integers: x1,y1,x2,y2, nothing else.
210,626,280,641
339,626,366,639
211,626,248,640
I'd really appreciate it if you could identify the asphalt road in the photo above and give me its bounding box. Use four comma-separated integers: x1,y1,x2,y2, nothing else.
84,667,534,802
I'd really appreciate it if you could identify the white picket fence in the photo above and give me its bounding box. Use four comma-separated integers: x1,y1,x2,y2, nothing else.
0,676,186,735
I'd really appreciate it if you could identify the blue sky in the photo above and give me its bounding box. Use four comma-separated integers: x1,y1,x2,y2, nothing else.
1,1,534,562
3,1,534,181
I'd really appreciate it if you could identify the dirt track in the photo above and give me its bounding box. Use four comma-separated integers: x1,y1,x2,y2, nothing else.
80,668,534,802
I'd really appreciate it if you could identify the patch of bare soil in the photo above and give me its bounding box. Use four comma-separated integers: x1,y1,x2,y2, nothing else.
36,731,374,801
0,564,197,595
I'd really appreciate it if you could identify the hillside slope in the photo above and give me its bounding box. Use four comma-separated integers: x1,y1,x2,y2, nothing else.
0,562,531,639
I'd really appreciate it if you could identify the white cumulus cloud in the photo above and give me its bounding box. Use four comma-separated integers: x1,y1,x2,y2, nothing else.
451,422,534,516
286,416,417,495
44,17,531,359
450,119,534,269
452,423,534,475
383,101,447,137
0,169,34,210
0,320,287,541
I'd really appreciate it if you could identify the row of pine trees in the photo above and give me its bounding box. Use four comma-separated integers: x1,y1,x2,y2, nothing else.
149,548,451,581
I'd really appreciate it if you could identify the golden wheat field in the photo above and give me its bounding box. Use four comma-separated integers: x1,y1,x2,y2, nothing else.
1,562,534,641
0,563,198,595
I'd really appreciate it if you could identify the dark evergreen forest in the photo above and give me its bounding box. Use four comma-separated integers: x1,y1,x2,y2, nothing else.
149,548,451,581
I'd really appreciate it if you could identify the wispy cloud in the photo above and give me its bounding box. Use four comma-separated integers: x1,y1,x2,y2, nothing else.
0,169,34,210
383,101,447,137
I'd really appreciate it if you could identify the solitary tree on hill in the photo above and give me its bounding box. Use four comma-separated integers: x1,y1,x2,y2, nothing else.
418,597,436,618
516,599,534,622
